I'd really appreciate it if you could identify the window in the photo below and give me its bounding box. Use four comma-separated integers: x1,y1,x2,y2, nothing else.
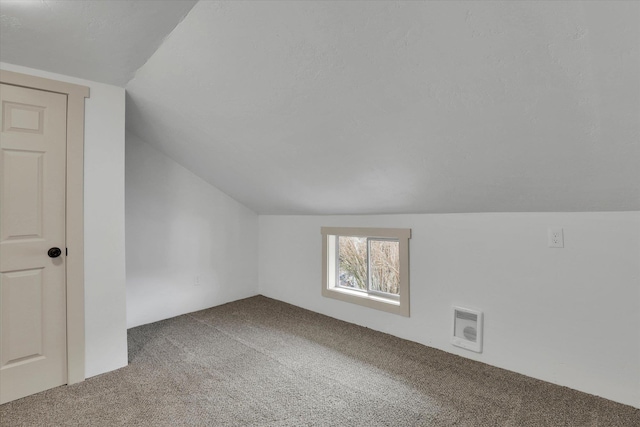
321,227,411,316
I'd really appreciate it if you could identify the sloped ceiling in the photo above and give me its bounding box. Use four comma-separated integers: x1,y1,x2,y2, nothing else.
127,0,639,214
3,1,638,214
0,0,197,86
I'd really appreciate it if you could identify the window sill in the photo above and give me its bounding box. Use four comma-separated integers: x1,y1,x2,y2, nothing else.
322,285,407,316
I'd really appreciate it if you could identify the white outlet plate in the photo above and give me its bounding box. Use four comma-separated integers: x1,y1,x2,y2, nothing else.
548,228,564,248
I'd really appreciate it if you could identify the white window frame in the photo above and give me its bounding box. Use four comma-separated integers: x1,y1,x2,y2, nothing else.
321,227,411,317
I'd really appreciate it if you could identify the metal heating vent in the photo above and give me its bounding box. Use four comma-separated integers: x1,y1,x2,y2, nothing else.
452,306,483,353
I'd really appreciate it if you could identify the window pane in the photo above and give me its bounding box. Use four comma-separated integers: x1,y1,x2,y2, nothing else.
338,236,367,290
369,240,400,295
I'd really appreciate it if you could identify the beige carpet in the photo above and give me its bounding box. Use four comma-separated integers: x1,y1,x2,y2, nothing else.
1,296,638,426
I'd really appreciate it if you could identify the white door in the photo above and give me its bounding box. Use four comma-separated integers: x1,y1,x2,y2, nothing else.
0,83,68,404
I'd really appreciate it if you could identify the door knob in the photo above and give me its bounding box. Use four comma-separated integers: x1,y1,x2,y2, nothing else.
48,247,62,258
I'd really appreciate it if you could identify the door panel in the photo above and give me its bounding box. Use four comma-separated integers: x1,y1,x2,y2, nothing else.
1,268,44,367
0,83,68,404
1,150,44,241
2,102,44,134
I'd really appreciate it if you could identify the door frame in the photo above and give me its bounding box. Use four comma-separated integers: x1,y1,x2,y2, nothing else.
1,70,89,385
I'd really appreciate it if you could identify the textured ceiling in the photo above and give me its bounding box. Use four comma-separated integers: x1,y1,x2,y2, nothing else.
127,0,639,214
3,1,638,214
0,0,197,86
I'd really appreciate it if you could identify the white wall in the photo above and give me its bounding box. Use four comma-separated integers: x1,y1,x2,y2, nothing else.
259,212,640,408
125,133,259,328
0,62,128,379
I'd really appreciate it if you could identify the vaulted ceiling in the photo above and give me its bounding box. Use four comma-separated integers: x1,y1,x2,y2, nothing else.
0,0,197,85
2,1,639,214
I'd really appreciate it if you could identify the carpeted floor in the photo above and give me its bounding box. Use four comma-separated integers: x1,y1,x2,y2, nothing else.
1,296,638,426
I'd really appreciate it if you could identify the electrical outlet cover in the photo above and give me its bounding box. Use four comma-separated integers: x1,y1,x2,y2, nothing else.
548,228,564,248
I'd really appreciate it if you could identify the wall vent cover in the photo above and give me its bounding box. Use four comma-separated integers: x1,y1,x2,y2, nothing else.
452,306,483,353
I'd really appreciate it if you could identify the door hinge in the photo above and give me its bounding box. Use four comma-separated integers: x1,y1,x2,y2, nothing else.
66,248,68,256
